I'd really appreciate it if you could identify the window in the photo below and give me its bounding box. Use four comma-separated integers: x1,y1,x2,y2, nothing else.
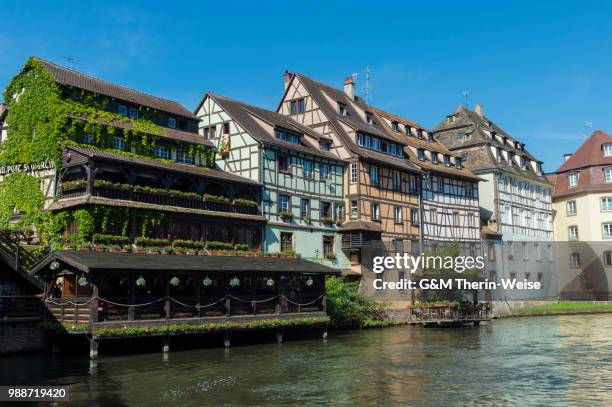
334,203,344,221
338,103,348,116
320,164,330,180
455,132,465,140
453,212,460,226
604,144,612,157
350,201,358,219
394,206,403,224
366,112,374,124
371,202,380,221
223,122,230,134
321,201,332,218
405,126,412,136
566,200,577,216
603,223,612,239
112,136,125,150
83,133,94,145
418,149,425,161
278,194,290,213
392,170,401,191
447,115,455,123
176,149,194,164
410,208,419,224
568,226,579,241
391,121,399,132
278,155,289,173
290,98,305,114
443,155,451,167
117,105,127,116
537,273,544,284
320,142,331,151
605,168,612,184
276,130,299,144
178,120,187,130
409,176,417,193
154,145,169,159
604,251,612,267
394,239,404,254
525,272,531,281
601,197,612,212
303,161,314,178
568,172,579,188
431,153,438,164
168,117,177,129
129,108,138,119
488,242,496,261
323,235,335,256
280,232,293,252
370,165,379,186
350,163,358,183
417,130,424,140
522,242,529,260
456,158,462,169
427,133,434,142
570,253,581,268
300,198,310,219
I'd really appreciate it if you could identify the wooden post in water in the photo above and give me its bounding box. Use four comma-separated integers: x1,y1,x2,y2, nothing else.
276,328,284,343
162,336,170,353
223,333,231,348
322,327,328,341
89,337,99,360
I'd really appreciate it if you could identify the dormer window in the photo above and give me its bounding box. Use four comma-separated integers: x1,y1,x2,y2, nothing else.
519,156,526,170
604,144,612,157
443,155,451,167
118,105,128,117
338,103,348,116
455,132,465,140
320,141,331,151
456,158,462,169
418,149,425,161
496,147,502,162
427,133,434,143
366,112,374,125
507,152,514,165
431,152,438,164
276,130,299,144
168,117,177,129
417,130,424,140
568,172,579,188
391,121,399,132
405,126,412,136
447,115,456,123
536,163,543,175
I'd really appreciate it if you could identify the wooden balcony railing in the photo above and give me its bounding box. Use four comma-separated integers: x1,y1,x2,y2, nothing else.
60,186,260,216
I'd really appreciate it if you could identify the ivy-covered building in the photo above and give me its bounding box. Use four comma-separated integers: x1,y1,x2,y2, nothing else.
0,57,264,250
195,93,349,270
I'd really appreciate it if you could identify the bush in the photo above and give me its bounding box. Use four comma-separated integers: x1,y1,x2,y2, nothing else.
233,198,258,207
325,276,390,328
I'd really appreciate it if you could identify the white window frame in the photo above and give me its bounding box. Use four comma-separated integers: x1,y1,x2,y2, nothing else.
320,164,330,180
350,200,358,219
566,200,577,216
372,202,380,221
350,163,358,184
568,226,579,241
303,160,314,178
605,168,612,184
278,194,290,213
604,144,612,157
601,197,612,212
394,206,403,224
603,223,612,239
568,172,579,188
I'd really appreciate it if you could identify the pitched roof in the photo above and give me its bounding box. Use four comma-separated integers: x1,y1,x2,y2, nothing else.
433,105,549,184
555,130,612,172
34,57,196,119
207,93,343,161
370,107,481,181
65,145,260,186
550,130,612,199
285,73,423,173
31,250,340,275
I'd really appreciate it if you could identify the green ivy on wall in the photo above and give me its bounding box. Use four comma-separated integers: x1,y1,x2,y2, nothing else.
0,57,214,243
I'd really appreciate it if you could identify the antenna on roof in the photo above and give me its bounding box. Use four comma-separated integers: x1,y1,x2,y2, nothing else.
363,66,372,103
584,121,592,138
463,90,470,107
61,55,78,69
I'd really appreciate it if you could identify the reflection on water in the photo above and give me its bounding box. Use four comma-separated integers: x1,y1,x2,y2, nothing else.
2,314,612,406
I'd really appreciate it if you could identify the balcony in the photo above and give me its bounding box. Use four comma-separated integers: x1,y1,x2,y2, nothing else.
59,184,260,216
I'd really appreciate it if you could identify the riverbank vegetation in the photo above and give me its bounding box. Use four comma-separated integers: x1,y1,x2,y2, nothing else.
511,301,612,317
325,276,393,328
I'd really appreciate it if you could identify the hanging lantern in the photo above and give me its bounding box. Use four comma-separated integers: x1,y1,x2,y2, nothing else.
306,277,314,287
266,278,275,287
50,261,60,270
170,276,181,286
78,276,88,287
229,277,240,287
203,276,213,287
136,276,146,287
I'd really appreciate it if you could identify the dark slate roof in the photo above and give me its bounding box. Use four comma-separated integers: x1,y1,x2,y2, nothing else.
65,145,261,186
31,251,339,274
433,106,549,184
285,74,423,174
35,57,196,119
70,116,210,146
206,93,342,161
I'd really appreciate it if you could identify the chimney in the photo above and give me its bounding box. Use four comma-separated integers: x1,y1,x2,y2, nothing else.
564,154,572,162
283,71,291,91
475,103,484,117
344,76,355,100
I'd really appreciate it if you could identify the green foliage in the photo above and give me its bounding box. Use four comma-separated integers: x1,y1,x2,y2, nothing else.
325,276,390,328
72,208,94,243
0,172,44,228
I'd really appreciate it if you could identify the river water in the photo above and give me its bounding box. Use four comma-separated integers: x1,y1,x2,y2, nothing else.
2,314,612,406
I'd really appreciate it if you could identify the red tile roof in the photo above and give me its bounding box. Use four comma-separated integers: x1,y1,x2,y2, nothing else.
555,130,612,172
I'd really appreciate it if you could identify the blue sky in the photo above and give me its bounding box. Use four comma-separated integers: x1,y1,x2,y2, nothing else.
2,1,611,172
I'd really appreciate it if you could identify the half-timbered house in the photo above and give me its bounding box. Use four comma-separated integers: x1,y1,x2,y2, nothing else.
277,73,424,276
195,93,349,269
371,108,482,256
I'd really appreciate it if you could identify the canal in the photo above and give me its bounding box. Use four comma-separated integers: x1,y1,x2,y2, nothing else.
2,314,612,406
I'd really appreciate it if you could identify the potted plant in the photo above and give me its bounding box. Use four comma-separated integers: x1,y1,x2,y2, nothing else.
335,219,343,226
108,244,122,253
146,246,161,254
321,216,334,225
174,247,186,256
303,215,311,224
163,246,174,255
279,211,293,221
95,243,107,252
325,252,337,260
